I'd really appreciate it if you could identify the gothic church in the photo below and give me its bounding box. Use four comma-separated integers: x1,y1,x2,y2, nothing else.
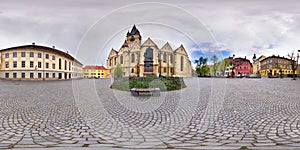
106,25,192,77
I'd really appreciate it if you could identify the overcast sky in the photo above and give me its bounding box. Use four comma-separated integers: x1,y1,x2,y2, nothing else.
1,0,300,66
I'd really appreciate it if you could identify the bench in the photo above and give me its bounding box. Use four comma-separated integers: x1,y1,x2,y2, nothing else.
130,88,160,96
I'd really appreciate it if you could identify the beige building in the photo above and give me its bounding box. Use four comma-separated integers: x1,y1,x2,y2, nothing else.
0,43,83,80
252,54,266,74
106,25,192,77
260,55,294,77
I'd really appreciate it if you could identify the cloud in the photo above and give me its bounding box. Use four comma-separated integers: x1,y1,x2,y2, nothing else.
0,0,300,65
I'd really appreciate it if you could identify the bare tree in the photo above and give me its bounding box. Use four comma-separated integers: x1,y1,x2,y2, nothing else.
211,55,218,76
287,52,299,80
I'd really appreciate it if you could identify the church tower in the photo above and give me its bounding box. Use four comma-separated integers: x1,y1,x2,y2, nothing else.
125,25,142,48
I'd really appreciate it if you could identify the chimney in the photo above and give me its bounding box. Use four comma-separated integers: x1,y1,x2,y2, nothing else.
233,54,235,58
52,46,55,49
32,42,35,45
245,56,246,59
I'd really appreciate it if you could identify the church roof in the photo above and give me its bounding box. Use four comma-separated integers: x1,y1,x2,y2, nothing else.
121,40,128,48
141,37,158,47
130,25,140,35
174,44,188,56
161,42,173,52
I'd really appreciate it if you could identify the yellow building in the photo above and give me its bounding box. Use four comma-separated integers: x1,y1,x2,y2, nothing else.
260,55,295,77
0,43,83,80
252,54,266,74
83,66,107,78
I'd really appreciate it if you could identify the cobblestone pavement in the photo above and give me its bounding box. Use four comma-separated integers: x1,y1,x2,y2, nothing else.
0,78,300,149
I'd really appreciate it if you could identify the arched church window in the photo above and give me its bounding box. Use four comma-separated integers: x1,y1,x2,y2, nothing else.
170,55,173,63
120,55,123,64
181,56,184,71
131,54,135,63
163,53,167,63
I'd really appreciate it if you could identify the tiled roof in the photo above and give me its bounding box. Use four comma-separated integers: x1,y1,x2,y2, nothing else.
83,66,107,70
0,44,82,65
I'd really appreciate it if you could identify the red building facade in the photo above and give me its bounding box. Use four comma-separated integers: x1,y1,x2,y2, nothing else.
233,57,252,76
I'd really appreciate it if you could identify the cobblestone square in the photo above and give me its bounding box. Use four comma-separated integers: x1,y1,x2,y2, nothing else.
0,78,299,149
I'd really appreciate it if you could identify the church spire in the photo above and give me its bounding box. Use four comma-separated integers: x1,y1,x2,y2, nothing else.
130,24,140,35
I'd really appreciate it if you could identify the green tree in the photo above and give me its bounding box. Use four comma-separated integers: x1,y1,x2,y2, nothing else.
195,57,208,69
220,59,229,76
114,63,123,78
196,65,210,76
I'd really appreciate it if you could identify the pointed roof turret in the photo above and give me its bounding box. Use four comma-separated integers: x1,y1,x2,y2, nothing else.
126,30,130,36
122,40,128,48
130,24,140,35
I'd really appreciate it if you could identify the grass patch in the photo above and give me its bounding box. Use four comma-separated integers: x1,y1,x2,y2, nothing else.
111,76,186,91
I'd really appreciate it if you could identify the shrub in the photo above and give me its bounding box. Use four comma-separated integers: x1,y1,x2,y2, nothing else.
111,76,186,91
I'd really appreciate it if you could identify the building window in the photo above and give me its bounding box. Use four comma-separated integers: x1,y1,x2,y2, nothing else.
52,64,55,69
5,62,9,68
109,59,112,66
38,62,41,68
45,54,49,59
21,52,25,57
164,67,166,73
131,68,134,73
131,54,135,63
244,66,246,69
13,52,17,57
120,55,123,64
65,60,67,70
163,53,167,63
13,61,17,68
38,73,42,78
22,73,25,78
59,58,61,69
30,61,34,68
52,73,56,78
13,73,17,78
38,53,42,58
170,68,173,73
46,63,49,68
69,62,71,71
22,61,25,68
52,55,55,60
5,53,9,58
114,57,117,65
30,73,34,78
5,73,9,78
180,56,184,71
30,52,34,57
170,55,173,63
46,73,49,78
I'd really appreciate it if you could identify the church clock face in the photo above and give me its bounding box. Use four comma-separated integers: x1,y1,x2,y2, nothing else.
130,36,135,42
